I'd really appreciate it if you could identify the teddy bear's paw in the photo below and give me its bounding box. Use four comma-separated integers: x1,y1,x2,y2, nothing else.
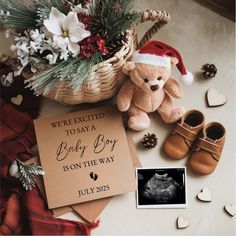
128,116,150,131
167,107,185,123
161,107,185,124
117,102,130,112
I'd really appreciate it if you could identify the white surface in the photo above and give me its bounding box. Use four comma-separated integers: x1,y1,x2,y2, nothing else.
1,0,235,235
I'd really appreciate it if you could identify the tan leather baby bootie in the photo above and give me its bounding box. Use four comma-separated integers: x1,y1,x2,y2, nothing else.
162,110,205,160
189,122,226,175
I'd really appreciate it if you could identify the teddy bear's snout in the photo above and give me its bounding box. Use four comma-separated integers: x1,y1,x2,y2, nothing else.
150,85,159,91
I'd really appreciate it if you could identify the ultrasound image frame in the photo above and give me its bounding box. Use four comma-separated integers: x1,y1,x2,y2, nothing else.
136,167,187,208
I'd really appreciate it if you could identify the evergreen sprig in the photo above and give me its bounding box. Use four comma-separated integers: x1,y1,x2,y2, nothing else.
0,0,67,28
0,0,38,28
26,53,103,95
33,0,68,25
26,59,73,96
90,0,140,41
71,52,102,92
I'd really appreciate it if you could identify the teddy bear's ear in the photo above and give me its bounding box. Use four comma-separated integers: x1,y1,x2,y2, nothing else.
122,62,136,75
171,57,179,65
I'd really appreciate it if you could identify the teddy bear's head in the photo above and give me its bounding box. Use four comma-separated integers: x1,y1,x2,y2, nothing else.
122,57,178,94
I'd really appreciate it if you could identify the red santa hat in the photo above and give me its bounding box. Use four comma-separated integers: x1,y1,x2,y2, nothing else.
131,40,193,85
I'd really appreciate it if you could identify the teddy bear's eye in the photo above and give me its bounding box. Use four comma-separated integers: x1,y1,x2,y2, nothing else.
157,76,162,81
144,78,149,83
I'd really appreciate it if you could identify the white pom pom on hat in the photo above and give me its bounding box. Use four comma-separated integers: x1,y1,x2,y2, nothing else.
180,71,194,85
131,40,194,85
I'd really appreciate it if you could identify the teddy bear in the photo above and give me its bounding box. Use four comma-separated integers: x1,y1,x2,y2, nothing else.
117,40,193,131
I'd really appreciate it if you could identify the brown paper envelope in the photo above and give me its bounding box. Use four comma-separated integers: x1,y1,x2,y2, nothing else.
34,106,136,209
26,133,140,222
71,133,141,223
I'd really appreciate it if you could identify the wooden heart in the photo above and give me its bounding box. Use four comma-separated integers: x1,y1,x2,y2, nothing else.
10,94,23,106
197,187,212,202
207,88,227,107
177,216,190,229
224,204,236,217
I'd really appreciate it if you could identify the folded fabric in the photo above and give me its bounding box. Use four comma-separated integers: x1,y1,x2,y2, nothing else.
0,190,99,235
0,99,98,235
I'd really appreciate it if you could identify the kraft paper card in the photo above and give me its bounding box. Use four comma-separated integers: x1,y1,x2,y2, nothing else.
27,133,140,222
34,106,136,209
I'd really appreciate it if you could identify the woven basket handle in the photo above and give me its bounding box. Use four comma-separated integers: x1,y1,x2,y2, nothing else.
137,10,170,49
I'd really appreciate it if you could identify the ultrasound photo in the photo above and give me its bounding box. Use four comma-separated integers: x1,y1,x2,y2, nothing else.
136,167,187,208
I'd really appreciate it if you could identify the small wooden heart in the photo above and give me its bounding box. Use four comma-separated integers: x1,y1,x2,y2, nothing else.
177,216,190,229
206,88,227,107
10,94,23,106
224,204,236,217
197,187,212,202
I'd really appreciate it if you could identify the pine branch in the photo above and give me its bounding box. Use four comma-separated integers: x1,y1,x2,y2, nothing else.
0,0,67,28
71,52,102,92
26,53,102,96
33,0,68,25
0,0,38,29
26,59,72,95
90,0,140,41
105,11,140,39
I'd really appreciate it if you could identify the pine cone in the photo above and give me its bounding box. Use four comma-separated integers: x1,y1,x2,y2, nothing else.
201,63,217,79
104,32,128,59
141,133,158,149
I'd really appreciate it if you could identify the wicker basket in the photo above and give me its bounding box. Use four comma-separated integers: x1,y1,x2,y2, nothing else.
33,10,170,105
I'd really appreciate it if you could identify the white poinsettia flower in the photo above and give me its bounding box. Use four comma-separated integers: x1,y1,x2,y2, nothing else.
44,7,90,56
